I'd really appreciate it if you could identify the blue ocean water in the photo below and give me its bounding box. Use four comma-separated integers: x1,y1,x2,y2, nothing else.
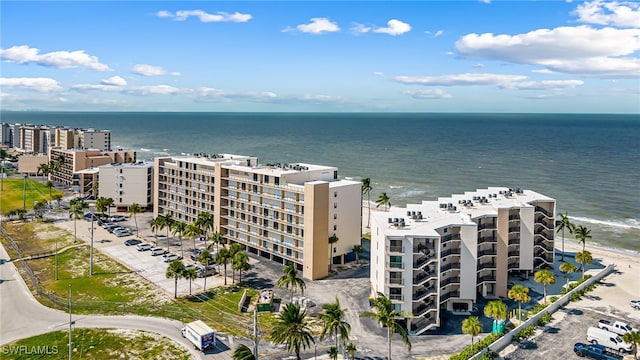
2,112,638,252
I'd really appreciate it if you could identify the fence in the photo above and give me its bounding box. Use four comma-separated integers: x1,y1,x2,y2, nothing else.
470,263,616,359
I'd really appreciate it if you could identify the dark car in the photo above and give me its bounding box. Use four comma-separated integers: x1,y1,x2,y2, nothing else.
124,239,142,246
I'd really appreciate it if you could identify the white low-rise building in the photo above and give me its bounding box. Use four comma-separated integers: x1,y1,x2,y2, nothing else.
99,162,154,211
370,187,555,335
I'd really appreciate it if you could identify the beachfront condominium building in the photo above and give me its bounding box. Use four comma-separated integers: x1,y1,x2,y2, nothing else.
77,129,111,151
19,125,55,154
153,154,361,280
55,128,76,149
0,123,10,146
369,187,555,335
99,162,154,211
49,147,136,195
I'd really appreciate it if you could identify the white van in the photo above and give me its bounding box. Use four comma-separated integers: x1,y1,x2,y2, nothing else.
586,326,632,353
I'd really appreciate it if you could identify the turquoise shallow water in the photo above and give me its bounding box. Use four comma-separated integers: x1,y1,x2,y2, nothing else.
2,112,638,252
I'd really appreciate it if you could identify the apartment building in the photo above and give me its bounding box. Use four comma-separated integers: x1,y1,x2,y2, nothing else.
55,128,76,149
99,162,154,211
154,154,361,280
49,147,136,195
77,129,111,151
0,123,10,146
370,187,555,335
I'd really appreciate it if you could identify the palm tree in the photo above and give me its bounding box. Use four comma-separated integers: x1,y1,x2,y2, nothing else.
277,262,306,301
345,342,357,360
45,180,54,197
32,201,47,221
215,247,232,285
185,221,202,252
229,243,243,282
361,178,373,228
576,251,593,279
483,300,507,334
575,225,592,253
534,269,555,305
128,203,143,237
103,197,114,216
462,316,482,347
361,292,411,360
158,213,174,240
52,193,63,209
211,231,225,251
560,261,578,288
271,302,315,360
232,251,251,285
171,220,187,256
232,344,256,360
37,163,50,183
95,197,109,215
150,217,161,246
320,297,351,350
353,244,364,265
376,192,391,211
328,346,339,360
328,233,339,272
622,331,640,360
196,211,214,246
555,212,574,261
508,285,531,320
184,267,197,296
165,260,185,299
69,198,87,243
198,249,213,291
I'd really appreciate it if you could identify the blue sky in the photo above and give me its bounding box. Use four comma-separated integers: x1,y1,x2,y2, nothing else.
1,1,639,113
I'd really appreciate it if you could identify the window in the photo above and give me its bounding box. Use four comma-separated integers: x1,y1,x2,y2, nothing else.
334,191,337,198
333,225,337,231
334,203,337,209
274,177,280,185
253,173,258,181
334,213,337,220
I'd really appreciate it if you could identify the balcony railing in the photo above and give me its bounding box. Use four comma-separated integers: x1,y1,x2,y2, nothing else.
508,262,519,269
414,243,435,254
389,294,404,301
413,272,436,286
440,291,460,303
478,274,496,283
478,236,497,245
509,214,521,220
387,261,404,270
413,302,436,318
386,276,404,286
440,276,460,287
440,262,460,273
441,247,461,258
508,238,520,245
478,248,497,257
413,255,436,269
535,206,553,217
441,234,461,243
477,222,497,230
508,250,520,257
508,226,520,233
477,261,496,270
386,245,404,253
412,286,436,301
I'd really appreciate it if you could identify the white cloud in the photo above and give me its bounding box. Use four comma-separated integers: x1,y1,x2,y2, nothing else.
532,69,555,74
0,45,111,71
480,0,491,4
284,18,340,34
373,71,384,76
472,63,485,69
157,10,252,23
455,26,640,77
195,87,348,105
434,30,445,37
394,73,527,86
573,0,640,28
373,19,411,36
0,77,62,92
499,80,585,90
101,76,127,86
404,89,452,99
132,64,181,76
125,85,181,95
351,23,371,35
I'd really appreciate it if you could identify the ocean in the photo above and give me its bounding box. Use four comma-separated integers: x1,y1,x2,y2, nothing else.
2,112,638,253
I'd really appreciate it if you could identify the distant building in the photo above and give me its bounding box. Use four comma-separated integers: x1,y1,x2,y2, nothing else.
55,127,76,149
369,187,555,335
9,123,21,149
49,147,136,195
77,128,111,151
99,162,154,211
0,123,11,146
154,154,361,280
17,155,49,175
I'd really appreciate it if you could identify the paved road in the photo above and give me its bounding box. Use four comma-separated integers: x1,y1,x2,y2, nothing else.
0,241,231,359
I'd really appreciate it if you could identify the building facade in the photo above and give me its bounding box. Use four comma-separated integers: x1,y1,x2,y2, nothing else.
370,187,555,335
99,162,154,211
77,129,111,151
49,147,136,195
153,154,361,280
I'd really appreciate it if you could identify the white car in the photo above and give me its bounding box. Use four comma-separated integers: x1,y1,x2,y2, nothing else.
150,247,167,256
136,243,152,251
631,300,640,310
163,254,183,263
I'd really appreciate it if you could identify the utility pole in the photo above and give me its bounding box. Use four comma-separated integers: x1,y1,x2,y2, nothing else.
55,233,59,280
23,174,27,210
68,284,72,360
253,309,259,360
89,217,94,276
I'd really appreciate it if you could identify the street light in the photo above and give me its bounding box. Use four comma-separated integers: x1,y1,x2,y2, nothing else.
89,217,95,276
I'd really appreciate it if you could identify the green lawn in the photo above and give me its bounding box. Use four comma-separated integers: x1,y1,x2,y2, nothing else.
2,329,190,360
0,178,63,215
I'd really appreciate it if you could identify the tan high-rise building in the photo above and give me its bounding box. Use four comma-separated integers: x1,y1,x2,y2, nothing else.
370,187,555,335
55,128,76,149
154,154,361,280
49,147,136,195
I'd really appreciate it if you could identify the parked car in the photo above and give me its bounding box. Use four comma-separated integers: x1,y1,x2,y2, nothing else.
190,249,203,261
630,300,640,310
574,342,623,360
124,239,142,246
150,247,167,256
109,215,127,222
184,264,200,272
102,223,118,230
586,327,633,353
83,213,99,221
136,243,152,251
164,254,183,263
598,319,636,335
108,226,126,234
115,230,133,237
196,265,216,278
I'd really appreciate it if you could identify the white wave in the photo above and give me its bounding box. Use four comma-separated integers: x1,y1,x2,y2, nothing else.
569,216,640,230
344,177,354,180
389,185,403,189
140,148,151,152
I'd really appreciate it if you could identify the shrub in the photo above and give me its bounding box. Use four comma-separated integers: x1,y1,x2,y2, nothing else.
513,325,535,342
449,333,502,360
537,312,552,326
549,296,559,303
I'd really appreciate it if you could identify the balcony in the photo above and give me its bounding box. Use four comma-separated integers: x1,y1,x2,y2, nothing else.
386,276,404,286
441,247,461,258
509,214,521,221
413,255,436,269
440,276,460,287
477,222,496,231
414,243,436,256
476,261,496,270
440,291,460,303
389,294,404,302
387,261,405,270
478,274,496,283
478,236,497,245
413,272,436,286
413,301,436,318
441,233,461,244
508,262,519,269
386,245,404,254
440,262,460,273
535,206,553,217
508,250,520,257
508,226,520,233
412,286,436,301
478,248,497,257
508,238,520,246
